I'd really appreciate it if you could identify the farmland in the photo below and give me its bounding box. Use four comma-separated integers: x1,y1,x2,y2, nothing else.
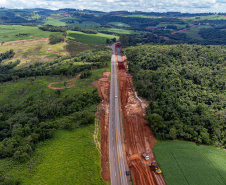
108,22,130,27
67,31,119,45
0,38,67,68
0,125,106,185
0,25,62,42
154,141,226,185
183,25,211,40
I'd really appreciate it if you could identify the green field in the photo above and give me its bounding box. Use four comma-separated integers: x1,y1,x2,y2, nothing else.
0,25,62,42
0,66,110,104
91,27,139,35
0,125,106,185
154,141,226,185
124,15,161,19
67,31,119,45
44,18,100,27
157,23,187,29
185,14,226,20
51,80,72,87
183,25,211,40
108,22,130,27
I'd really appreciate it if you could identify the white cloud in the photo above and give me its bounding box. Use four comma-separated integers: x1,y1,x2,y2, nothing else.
0,0,225,12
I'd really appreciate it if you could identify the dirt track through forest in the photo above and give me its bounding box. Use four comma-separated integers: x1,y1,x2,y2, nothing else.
48,74,81,89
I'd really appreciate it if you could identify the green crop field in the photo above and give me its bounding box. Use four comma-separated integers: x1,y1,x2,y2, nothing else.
91,27,139,35
124,15,161,19
157,23,187,29
108,22,131,27
154,141,226,185
183,25,211,40
44,18,66,26
0,125,106,185
0,25,62,42
185,15,226,20
43,17,100,27
67,31,119,45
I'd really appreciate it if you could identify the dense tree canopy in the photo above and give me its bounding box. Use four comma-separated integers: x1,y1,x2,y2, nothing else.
125,44,226,147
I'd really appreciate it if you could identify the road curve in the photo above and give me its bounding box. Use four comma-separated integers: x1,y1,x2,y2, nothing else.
109,43,129,185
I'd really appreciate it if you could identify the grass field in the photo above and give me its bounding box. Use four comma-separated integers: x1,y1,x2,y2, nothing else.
185,15,226,20
0,66,110,104
51,80,72,87
43,18,100,27
0,25,62,42
154,141,226,185
67,31,119,45
183,25,211,40
0,125,106,185
124,15,161,19
108,22,131,27
0,38,67,67
91,27,139,35
157,23,187,29
66,40,99,56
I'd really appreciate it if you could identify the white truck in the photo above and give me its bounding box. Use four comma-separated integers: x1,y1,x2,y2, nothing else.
142,152,149,160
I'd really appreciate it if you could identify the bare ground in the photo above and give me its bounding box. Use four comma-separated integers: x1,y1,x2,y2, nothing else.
93,72,111,182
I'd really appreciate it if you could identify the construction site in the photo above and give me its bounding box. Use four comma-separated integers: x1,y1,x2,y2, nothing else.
95,43,166,185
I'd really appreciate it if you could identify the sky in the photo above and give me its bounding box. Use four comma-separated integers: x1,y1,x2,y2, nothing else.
0,0,226,13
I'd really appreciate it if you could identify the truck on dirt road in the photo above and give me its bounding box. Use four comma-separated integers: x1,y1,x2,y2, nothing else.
141,152,149,160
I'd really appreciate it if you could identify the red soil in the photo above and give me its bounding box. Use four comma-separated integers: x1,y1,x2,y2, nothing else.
117,55,167,185
93,72,111,182
48,74,81,89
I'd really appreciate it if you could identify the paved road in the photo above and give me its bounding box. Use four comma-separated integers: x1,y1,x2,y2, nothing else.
109,43,128,185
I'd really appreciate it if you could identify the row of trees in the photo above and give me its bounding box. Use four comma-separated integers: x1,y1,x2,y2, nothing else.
0,49,15,63
39,25,66,32
49,34,64,44
70,26,98,34
126,44,225,147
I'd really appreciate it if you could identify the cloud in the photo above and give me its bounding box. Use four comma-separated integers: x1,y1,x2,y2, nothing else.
0,0,225,13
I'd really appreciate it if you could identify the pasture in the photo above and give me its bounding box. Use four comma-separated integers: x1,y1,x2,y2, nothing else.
154,141,226,185
0,38,67,68
67,31,119,45
0,25,62,42
183,25,211,40
0,125,106,185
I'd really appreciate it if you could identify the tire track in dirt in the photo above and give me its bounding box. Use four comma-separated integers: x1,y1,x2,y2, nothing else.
48,74,81,89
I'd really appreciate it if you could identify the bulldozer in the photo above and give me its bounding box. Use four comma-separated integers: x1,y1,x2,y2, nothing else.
150,162,162,174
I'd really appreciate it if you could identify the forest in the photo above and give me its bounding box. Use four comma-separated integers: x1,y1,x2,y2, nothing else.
0,48,111,163
125,44,225,147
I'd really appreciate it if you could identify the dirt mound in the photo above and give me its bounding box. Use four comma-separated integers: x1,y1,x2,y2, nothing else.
117,56,166,185
48,74,81,89
93,72,111,182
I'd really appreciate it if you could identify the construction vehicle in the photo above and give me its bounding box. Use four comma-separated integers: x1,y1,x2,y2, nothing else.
141,152,149,160
150,162,162,174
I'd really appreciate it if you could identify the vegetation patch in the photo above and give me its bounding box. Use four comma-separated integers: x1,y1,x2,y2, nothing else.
108,22,131,27
67,31,119,45
154,141,226,185
0,125,106,185
126,44,225,147
0,25,62,42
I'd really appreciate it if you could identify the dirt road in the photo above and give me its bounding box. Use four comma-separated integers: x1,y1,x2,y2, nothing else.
116,43,167,185
48,74,81,89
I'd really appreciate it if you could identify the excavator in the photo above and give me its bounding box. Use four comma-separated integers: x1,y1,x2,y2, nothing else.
150,162,162,174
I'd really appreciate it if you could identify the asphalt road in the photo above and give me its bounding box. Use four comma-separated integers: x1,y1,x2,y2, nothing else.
109,43,128,185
